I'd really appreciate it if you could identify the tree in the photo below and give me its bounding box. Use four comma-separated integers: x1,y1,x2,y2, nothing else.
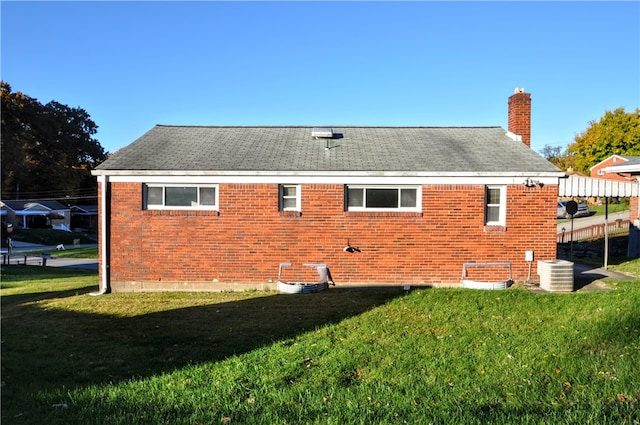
566,107,640,175
540,145,575,171
1,82,108,202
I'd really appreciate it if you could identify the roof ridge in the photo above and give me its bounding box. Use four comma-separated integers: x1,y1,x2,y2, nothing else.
154,124,504,129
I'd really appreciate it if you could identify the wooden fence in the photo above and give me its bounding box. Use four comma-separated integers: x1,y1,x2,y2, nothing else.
557,220,630,243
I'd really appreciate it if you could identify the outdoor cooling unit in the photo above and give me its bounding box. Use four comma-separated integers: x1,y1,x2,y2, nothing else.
537,260,574,292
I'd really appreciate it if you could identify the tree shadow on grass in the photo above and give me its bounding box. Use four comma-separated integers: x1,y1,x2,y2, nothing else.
1,285,404,421
0,286,96,312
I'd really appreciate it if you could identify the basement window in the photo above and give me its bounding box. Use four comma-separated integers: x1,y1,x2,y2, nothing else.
484,185,506,225
346,186,420,212
143,184,218,210
279,184,301,211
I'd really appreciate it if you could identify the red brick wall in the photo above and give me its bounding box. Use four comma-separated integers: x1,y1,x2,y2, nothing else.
99,182,558,291
508,91,531,148
630,196,639,220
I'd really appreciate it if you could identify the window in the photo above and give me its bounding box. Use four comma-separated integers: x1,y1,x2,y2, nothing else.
346,186,420,211
279,184,301,211
144,184,218,210
485,186,506,225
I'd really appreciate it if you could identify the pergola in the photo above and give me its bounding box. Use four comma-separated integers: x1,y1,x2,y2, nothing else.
558,175,639,199
558,175,640,266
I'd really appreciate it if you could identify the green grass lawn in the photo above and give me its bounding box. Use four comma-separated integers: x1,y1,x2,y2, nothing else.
43,247,98,259
4,247,99,260
3,228,96,247
610,257,640,277
1,266,639,425
590,202,630,217
2,227,98,259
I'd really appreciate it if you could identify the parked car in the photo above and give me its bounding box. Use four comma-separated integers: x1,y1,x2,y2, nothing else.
557,201,590,219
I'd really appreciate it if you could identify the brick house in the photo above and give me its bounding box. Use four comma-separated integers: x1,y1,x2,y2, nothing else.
590,155,640,221
92,90,564,293
590,155,640,182
604,158,640,222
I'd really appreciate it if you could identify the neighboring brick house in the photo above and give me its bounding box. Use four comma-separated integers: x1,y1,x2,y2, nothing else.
590,155,640,221
590,155,640,182
604,158,640,221
92,90,564,293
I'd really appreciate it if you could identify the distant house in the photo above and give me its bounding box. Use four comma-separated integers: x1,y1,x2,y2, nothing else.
604,158,640,222
1,200,71,231
70,204,98,233
92,90,564,293
590,155,640,182
589,154,640,221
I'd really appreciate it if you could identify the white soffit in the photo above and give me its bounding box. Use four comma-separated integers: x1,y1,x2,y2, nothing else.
604,163,640,174
559,175,639,197
99,173,560,186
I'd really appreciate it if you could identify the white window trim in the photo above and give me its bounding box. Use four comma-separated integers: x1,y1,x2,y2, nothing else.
346,185,422,212
144,183,219,210
280,184,301,211
485,185,506,226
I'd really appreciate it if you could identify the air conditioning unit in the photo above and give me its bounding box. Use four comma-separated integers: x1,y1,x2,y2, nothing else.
537,260,574,292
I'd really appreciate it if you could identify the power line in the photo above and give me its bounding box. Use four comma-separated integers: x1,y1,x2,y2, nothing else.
3,190,96,196
1,191,98,202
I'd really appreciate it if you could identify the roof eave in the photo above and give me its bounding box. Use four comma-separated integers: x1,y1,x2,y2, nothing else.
92,169,566,178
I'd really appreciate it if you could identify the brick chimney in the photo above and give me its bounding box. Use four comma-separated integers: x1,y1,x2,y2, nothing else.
508,88,531,148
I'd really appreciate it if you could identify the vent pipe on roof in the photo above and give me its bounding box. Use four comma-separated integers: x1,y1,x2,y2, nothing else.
312,128,335,150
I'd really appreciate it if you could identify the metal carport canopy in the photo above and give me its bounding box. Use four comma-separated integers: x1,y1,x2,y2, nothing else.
558,175,639,197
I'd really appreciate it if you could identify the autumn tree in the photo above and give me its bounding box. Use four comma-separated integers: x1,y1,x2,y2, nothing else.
1,82,107,202
567,107,640,175
540,145,575,171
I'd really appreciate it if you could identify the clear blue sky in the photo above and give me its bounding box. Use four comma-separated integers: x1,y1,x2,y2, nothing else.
2,1,639,155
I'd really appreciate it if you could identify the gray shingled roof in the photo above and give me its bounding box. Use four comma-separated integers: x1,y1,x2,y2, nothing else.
618,156,640,165
2,200,69,211
95,126,560,174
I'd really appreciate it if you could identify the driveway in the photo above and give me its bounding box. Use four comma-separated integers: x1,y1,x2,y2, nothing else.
2,242,98,270
558,210,629,232
572,262,635,291
44,257,98,270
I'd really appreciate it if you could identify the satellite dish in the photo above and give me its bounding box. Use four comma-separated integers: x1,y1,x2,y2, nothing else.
566,200,578,216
